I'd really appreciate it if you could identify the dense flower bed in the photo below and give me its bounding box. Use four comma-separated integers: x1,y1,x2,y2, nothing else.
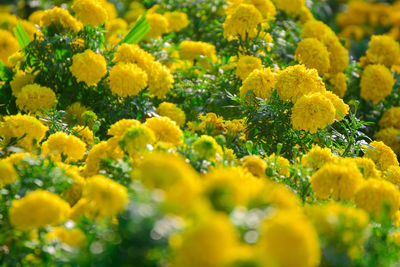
2,0,400,266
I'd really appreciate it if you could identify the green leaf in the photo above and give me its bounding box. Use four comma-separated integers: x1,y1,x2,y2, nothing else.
120,12,150,45
13,21,31,49
0,61,12,82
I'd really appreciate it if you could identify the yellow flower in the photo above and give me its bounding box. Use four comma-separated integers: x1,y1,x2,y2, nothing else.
355,178,400,219
366,35,400,67
172,213,239,267
147,61,174,99
156,102,186,127
107,119,141,137
302,145,335,170
204,166,262,209
374,127,400,154
379,107,400,129
119,125,155,155
58,163,85,205
257,211,320,267
164,11,189,32
72,0,108,26
274,0,304,15
84,175,128,217
144,116,183,146
0,29,19,67
146,13,169,39
223,4,262,40
193,135,222,160
82,141,118,177
70,49,107,87
352,157,381,179
302,20,336,41
41,132,86,162
275,65,325,103
198,112,226,135
305,203,370,259
10,71,35,97
29,10,45,25
0,160,18,186
240,68,276,100
241,155,267,177
9,190,70,230
364,141,399,171
311,159,364,200
322,91,350,121
108,62,148,97
326,72,347,98
0,114,48,151
133,152,200,213
268,154,291,176
47,226,86,248
113,43,155,74
40,7,83,32
383,165,400,188
16,84,57,113
235,55,263,80
291,93,335,133
360,64,394,104
295,38,330,74
73,125,94,146
179,40,217,67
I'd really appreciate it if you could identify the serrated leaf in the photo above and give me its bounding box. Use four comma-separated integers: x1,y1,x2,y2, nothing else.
13,21,31,49
120,12,150,45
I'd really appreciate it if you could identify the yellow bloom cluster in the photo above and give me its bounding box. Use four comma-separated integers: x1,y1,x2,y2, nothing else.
70,50,107,87
10,190,70,230
0,114,48,151
360,64,394,104
16,84,57,113
224,4,263,40
40,7,83,32
156,102,186,127
72,0,108,26
108,62,148,97
240,68,276,100
41,132,87,162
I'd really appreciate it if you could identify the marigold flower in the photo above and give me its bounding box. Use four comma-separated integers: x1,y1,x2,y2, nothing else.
41,132,86,162
113,43,156,74
108,62,148,97
355,178,400,219
302,145,335,170
40,7,83,32
364,141,399,171
327,72,347,98
383,165,400,188
240,68,276,100
147,61,174,99
84,175,128,217
366,35,400,67
144,116,183,146
295,38,330,74
16,84,57,113
10,71,35,97
193,135,222,160
379,107,400,129
173,213,239,267
9,190,70,230
241,155,267,177
70,49,107,87
119,125,155,155
276,65,325,103
146,13,169,39
0,114,48,151
374,127,400,154
257,211,321,267
47,227,86,248
164,11,189,32
0,29,19,67
107,119,141,138
322,91,350,121
72,0,108,26
274,0,304,15
311,159,364,200
235,55,263,81
360,64,394,104
156,102,186,127
179,40,217,67
223,4,262,40
0,160,18,186
291,93,335,133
